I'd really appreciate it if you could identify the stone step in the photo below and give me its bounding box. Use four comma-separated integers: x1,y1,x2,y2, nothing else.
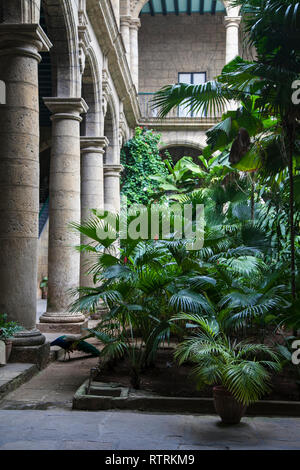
0,363,38,402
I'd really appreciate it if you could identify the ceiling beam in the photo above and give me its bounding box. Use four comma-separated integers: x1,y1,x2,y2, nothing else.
211,0,217,15
174,0,179,15
187,0,192,15
149,0,155,16
161,0,167,15
200,0,204,14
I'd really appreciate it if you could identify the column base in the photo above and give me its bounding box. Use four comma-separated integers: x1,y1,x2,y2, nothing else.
12,328,46,346
9,343,50,370
39,312,86,323
37,320,89,334
37,313,88,334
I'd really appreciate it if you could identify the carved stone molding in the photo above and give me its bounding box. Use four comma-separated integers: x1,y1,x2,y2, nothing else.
80,136,109,153
78,0,91,74
224,16,241,29
129,18,141,31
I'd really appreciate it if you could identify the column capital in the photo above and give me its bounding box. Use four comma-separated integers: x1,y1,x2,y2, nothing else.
224,16,241,29
129,18,141,30
0,24,52,60
104,164,124,176
80,136,109,154
43,97,88,122
120,15,132,27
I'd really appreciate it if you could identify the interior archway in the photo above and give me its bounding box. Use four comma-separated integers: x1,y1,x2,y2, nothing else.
42,0,80,98
104,102,118,165
160,145,202,164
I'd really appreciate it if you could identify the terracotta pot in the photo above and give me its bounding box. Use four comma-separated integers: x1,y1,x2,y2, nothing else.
213,385,247,424
5,340,13,362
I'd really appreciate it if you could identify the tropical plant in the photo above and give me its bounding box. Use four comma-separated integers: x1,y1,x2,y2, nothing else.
152,0,300,323
173,314,281,405
0,313,23,342
69,201,289,388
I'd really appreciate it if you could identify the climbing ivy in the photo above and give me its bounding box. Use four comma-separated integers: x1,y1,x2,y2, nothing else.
120,127,169,205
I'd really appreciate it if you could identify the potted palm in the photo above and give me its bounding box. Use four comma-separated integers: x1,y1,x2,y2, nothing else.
173,314,281,424
0,313,23,362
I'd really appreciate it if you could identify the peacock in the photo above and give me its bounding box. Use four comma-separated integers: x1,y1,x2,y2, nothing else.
50,335,100,360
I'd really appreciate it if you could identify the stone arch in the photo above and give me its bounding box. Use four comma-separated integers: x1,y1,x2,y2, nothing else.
111,0,120,24
104,97,119,165
42,0,80,97
159,136,205,152
160,145,203,165
80,50,101,137
159,135,205,164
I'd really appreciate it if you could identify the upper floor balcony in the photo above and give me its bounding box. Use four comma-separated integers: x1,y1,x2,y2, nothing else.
138,92,223,121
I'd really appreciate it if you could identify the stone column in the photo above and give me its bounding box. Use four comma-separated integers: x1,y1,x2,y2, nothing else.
38,98,89,333
224,16,241,64
104,164,123,214
129,18,140,92
120,15,131,67
0,24,51,353
80,136,108,287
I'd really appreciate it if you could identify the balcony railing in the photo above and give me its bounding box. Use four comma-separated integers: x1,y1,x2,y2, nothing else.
138,92,222,120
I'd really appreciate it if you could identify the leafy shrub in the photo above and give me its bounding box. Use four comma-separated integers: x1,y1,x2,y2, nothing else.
120,127,169,204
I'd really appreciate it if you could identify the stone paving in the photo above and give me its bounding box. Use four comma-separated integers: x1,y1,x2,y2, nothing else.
1,353,300,450
0,299,299,450
0,409,300,450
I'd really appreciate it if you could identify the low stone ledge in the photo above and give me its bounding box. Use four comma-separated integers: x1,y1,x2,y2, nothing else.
9,342,50,370
73,380,300,417
0,363,38,401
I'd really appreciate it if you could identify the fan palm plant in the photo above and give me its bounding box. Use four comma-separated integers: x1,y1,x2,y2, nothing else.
152,0,300,305
68,197,289,387
68,213,219,387
173,314,281,423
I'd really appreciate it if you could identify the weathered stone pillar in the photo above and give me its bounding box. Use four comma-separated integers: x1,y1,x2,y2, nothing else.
80,136,108,287
104,164,123,214
38,98,89,333
0,23,51,353
224,16,241,64
120,15,131,67
129,18,140,91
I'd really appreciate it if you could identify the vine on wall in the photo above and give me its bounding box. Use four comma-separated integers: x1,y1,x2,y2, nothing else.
120,127,169,204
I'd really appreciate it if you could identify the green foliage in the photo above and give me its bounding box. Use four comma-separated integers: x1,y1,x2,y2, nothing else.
0,313,23,341
120,127,169,204
173,314,281,405
70,195,290,388
39,277,48,289
152,0,300,329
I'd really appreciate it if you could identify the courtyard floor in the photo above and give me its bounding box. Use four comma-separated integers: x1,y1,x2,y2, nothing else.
0,408,300,450
1,350,300,450
0,299,299,450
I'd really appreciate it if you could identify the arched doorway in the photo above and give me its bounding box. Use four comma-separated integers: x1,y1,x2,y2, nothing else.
160,145,202,164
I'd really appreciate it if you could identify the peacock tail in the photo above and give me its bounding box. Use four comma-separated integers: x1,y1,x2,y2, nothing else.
76,340,100,356
50,336,100,357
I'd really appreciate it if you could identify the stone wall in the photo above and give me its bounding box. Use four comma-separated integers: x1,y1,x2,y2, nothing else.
138,13,226,92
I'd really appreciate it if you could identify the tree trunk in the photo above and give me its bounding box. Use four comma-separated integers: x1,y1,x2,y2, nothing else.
250,175,255,221
286,125,296,300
